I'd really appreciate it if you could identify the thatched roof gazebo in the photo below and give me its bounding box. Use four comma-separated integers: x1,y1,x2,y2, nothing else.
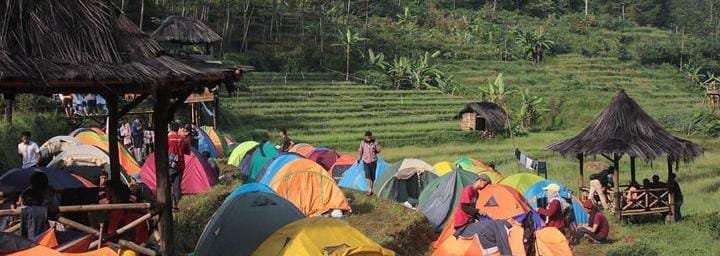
151,16,222,44
547,90,703,220
0,1,237,254
454,102,508,132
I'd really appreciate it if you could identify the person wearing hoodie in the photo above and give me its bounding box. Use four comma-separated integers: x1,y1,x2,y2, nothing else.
536,183,569,232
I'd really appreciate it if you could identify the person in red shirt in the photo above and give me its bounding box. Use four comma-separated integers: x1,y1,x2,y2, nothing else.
536,183,569,232
168,122,189,210
453,174,491,235
106,183,149,245
573,200,609,244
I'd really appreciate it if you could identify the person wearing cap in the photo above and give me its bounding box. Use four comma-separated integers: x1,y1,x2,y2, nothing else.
573,200,609,244
536,183,570,232
358,131,381,196
453,174,492,232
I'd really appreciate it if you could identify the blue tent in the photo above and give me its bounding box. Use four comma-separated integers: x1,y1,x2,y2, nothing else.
225,183,274,203
524,180,589,224
0,167,85,193
337,157,389,192
197,128,218,158
258,154,303,185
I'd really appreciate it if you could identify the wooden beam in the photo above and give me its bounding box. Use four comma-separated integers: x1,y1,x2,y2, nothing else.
168,90,193,116
0,203,150,216
613,153,622,221
118,94,150,117
57,235,93,252
667,157,674,178
630,156,637,184
213,94,220,127
3,93,15,123
600,153,613,162
153,89,174,255
578,153,585,188
105,92,122,186
58,217,101,236
119,240,157,256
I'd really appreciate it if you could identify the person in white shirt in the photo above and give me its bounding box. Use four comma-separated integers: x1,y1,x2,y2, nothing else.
18,132,40,169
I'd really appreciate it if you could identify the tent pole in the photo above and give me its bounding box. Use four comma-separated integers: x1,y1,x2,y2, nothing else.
153,90,174,256
630,156,636,184
613,153,622,221
106,92,122,186
578,153,585,188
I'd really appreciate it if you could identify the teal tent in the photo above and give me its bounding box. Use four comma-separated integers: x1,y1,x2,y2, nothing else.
418,169,478,232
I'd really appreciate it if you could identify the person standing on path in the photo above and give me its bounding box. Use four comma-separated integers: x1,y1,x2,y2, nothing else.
131,118,145,162
18,132,40,169
358,131,381,196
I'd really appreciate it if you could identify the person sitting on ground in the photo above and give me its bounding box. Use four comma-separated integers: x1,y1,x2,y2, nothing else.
358,131,381,196
573,200,609,244
625,180,640,205
588,167,611,210
203,151,221,176
17,132,40,169
453,174,491,234
279,128,294,152
106,183,149,245
536,183,569,233
668,173,683,221
650,175,667,189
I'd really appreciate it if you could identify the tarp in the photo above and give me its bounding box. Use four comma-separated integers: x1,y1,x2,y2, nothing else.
257,153,303,185
373,159,439,202
0,167,85,194
524,180,589,225
455,156,493,173
499,173,544,194
140,150,218,194
288,143,315,157
307,147,340,171
227,141,259,167
74,131,140,175
196,128,218,159
418,169,478,232
337,157,390,192
195,183,304,256
329,155,357,181
268,158,351,216
252,218,395,256
433,161,454,176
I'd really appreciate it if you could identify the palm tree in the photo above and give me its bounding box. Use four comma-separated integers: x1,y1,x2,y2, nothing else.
333,28,367,80
515,28,554,64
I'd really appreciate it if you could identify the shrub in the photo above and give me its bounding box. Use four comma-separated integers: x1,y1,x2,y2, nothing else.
636,41,680,66
606,241,659,256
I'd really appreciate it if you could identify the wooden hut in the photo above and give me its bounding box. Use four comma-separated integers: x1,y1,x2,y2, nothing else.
703,76,720,112
151,16,222,45
547,90,703,220
454,102,508,132
0,1,237,254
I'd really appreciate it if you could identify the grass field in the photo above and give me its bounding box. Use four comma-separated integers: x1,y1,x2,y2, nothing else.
177,54,720,255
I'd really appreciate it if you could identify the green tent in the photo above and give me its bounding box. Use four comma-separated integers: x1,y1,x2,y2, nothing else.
418,169,478,232
498,173,544,194
454,156,493,173
228,141,259,166
248,142,279,181
373,159,439,204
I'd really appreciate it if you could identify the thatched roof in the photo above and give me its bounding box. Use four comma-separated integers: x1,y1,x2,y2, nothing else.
454,102,508,131
0,0,224,93
151,16,222,44
547,90,703,162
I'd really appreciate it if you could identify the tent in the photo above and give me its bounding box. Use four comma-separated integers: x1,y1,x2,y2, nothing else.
534,227,573,256
306,147,340,171
194,183,304,256
418,169,478,232
196,128,218,159
0,167,85,194
329,155,357,181
432,224,526,256
257,153,304,185
288,143,315,157
227,141,259,166
0,232,117,256
478,171,504,184
201,126,229,157
455,156,493,173
68,127,106,137
373,159,439,203
74,131,140,175
140,150,218,194
524,180,589,225
337,157,390,192
433,161,454,176
40,136,80,158
499,173,544,194
267,158,351,216
239,142,279,182
252,218,395,256
46,144,120,185
475,184,536,220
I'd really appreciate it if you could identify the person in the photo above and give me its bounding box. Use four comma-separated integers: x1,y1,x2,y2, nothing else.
85,94,97,115
106,183,149,245
131,118,144,162
588,167,612,210
203,151,220,176
168,122,190,210
18,172,60,238
642,178,651,190
536,183,569,232
279,128,294,152
60,93,73,117
573,200,609,244
96,94,108,114
358,131,381,196
668,173,683,221
188,124,200,150
650,175,667,189
72,93,86,116
625,180,640,204
453,174,492,233
121,122,132,149
144,127,155,155
18,132,40,169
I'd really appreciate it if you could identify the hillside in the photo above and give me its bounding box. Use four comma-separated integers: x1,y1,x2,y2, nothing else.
219,54,720,255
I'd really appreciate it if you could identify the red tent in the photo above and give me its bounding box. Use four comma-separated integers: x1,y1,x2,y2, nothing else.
307,148,340,171
139,151,218,194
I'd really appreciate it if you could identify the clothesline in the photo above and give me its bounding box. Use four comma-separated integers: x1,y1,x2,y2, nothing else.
515,148,546,174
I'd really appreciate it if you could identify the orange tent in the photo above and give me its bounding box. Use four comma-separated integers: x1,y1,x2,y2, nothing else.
329,154,357,180
535,227,573,256
268,158,351,216
433,224,526,256
288,143,315,157
7,245,117,256
475,184,533,220
74,131,140,175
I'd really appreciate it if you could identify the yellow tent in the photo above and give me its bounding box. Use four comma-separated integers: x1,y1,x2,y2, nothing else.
433,161,454,175
252,218,395,256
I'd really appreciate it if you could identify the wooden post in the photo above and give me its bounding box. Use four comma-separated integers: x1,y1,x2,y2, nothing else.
106,93,122,185
190,103,196,125
613,153,622,220
667,157,674,178
152,90,174,255
630,156,636,184
4,93,14,123
212,94,219,127
578,153,585,188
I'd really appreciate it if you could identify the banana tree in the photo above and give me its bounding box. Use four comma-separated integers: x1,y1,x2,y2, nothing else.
480,73,513,106
517,88,547,129
515,28,554,64
333,28,367,81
